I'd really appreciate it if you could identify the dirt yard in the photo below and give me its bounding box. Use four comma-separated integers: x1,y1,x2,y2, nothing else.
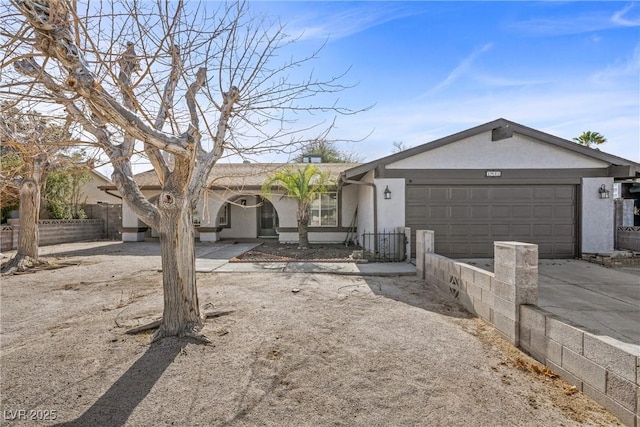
0,241,622,426
231,241,358,262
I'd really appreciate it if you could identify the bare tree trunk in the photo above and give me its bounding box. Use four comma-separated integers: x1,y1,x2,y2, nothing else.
17,177,40,260
152,196,205,342
2,161,46,274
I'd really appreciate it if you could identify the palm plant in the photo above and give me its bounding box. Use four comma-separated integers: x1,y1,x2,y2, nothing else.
262,164,333,249
573,131,607,148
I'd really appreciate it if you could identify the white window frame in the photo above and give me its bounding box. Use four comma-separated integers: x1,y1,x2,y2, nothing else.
309,192,338,227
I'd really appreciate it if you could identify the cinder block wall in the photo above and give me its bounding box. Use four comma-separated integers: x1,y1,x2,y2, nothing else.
617,228,640,252
416,230,639,426
520,305,639,426
2,219,104,250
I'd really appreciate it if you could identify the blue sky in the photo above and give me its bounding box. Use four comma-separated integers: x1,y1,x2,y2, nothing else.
247,1,640,163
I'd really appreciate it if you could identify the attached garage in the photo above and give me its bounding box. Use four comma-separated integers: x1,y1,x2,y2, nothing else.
406,184,576,258
342,118,640,260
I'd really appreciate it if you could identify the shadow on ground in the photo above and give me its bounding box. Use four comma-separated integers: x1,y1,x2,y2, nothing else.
361,275,472,319
54,338,187,427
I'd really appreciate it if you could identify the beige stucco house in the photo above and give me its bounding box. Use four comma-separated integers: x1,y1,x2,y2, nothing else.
114,118,640,258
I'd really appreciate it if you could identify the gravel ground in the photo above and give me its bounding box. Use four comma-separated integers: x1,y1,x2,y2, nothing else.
0,241,622,426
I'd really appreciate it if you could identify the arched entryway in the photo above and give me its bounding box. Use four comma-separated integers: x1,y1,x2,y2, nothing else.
214,195,280,239
257,196,279,237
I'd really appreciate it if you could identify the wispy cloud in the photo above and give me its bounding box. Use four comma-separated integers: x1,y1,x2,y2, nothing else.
507,3,639,36
285,4,425,42
591,43,640,84
612,3,640,26
422,43,494,96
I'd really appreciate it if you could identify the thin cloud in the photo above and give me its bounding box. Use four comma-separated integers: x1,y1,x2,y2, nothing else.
612,3,640,27
507,4,639,36
591,43,640,84
286,4,425,42
422,43,494,96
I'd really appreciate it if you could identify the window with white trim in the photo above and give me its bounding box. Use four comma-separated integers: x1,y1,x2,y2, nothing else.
310,192,337,227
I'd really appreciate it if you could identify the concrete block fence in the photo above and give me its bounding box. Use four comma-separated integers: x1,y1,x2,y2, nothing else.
617,227,640,252
416,230,640,426
1,219,104,251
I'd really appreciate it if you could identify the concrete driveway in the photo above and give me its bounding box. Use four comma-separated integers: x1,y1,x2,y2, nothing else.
536,259,640,348
460,258,640,348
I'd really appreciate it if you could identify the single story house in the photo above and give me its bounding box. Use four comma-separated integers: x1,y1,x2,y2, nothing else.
115,118,640,259
118,162,359,245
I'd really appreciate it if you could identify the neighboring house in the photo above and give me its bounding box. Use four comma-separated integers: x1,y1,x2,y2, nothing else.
114,118,640,259
343,118,639,258
82,170,122,205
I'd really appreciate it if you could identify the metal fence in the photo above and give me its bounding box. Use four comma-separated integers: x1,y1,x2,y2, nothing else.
361,230,406,262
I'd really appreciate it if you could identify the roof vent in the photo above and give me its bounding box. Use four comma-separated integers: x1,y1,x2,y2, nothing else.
491,125,513,141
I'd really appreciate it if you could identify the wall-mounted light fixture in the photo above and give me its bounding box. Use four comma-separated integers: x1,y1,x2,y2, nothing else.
383,186,392,200
598,184,610,199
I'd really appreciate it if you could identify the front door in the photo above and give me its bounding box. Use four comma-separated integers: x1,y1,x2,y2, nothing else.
258,197,279,237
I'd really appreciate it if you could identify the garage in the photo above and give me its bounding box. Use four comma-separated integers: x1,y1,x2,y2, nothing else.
343,119,639,260
406,184,577,258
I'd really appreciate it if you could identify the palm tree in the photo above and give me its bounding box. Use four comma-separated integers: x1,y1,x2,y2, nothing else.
573,131,607,148
262,164,332,249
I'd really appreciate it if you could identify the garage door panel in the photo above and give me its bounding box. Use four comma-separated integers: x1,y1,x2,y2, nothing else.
451,188,471,201
471,206,490,218
534,187,555,199
471,224,492,236
554,224,575,237
512,206,532,218
555,186,575,199
554,205,574,218
471,188,490,201
511,224,532,236
533,224,553,236
451,206,471,219
491,206,510,218
407,184,576,258
429,206,448,218
534,206,553,217
429,188,448,200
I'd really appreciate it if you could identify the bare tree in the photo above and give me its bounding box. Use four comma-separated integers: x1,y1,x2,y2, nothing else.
1,0,358,341
0,107,79,274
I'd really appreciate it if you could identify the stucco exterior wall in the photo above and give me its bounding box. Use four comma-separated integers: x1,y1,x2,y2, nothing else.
374,178,405,233
341,184,358,230
80,173,121,205
581,177,614,254
355,171,375,244
219,195,258,239
387,132,610,170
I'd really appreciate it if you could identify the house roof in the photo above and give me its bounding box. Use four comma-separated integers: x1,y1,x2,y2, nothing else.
343,118,640,180
124,162,359,190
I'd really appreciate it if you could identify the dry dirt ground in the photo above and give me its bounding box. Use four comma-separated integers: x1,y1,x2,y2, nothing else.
0,241,623,426
231,242,358,262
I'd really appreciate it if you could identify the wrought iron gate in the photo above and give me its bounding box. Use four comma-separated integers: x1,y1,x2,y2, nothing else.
361,230,406,262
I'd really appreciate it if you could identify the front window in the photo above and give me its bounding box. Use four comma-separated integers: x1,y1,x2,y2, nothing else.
218,203,229,226
310,192,337,227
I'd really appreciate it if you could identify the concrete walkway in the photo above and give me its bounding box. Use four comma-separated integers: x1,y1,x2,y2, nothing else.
212,260,417,276
460,258,640,347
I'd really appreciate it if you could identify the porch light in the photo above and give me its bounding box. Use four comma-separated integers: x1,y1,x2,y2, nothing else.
383,186,392,200
598,184,610,199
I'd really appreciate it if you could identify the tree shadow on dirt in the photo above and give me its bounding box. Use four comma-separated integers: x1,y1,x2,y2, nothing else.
361,276,472,319
55,338,186,427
